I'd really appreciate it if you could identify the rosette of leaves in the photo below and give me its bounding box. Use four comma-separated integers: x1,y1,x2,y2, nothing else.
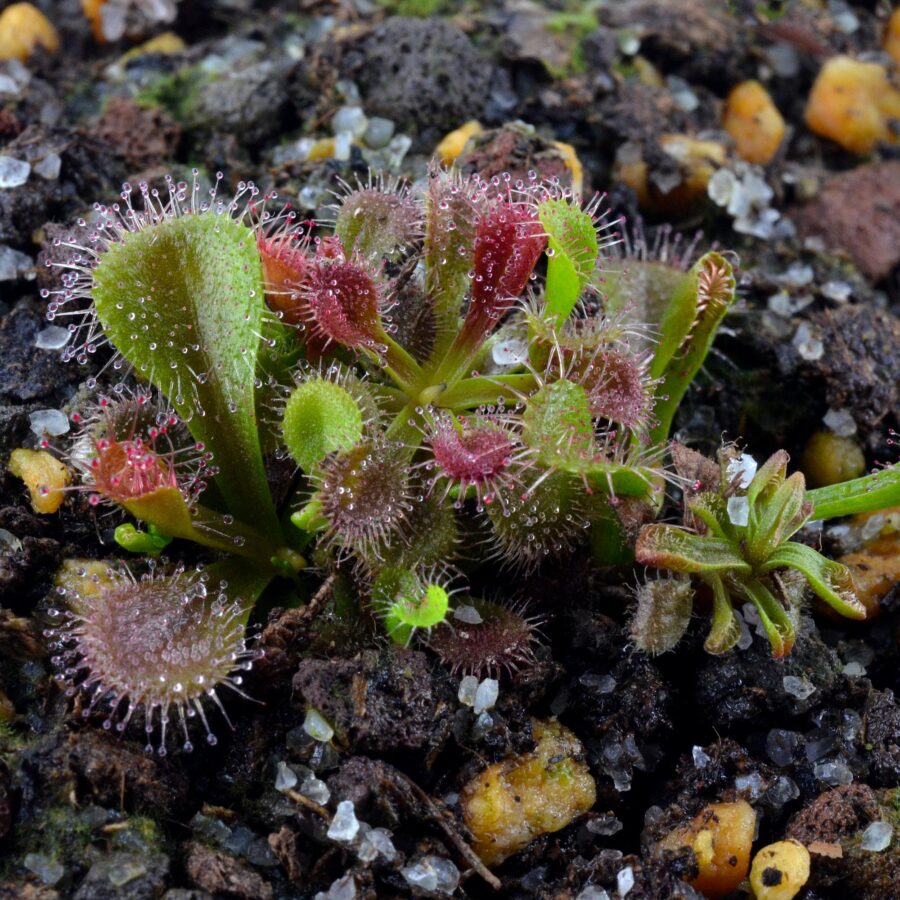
41,162,900,749
634,445,873,658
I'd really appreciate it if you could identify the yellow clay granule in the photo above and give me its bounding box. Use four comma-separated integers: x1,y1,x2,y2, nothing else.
723,80,785,165
0,3,59,62
8,448,70,514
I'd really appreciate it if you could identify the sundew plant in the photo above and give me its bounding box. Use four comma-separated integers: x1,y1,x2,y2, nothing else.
35,167,900,752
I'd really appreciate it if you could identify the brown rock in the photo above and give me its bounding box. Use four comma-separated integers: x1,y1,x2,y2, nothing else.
456,122,574,191
52,731,190,815
795,162,900,281
185,843,273,900
804,304,900,435
786,784,881,886
93,97,180,173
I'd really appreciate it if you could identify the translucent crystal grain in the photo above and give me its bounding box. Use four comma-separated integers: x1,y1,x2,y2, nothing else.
0,246,34,286
617,866,635,896
0,528,22,551
363,117,395,149
332,106,368,138
821,280,852,303
35,325,71,350
823,407,857,437
492,338,529,366
0,155,30,188
474,678,499,714
24,853,64,886
365,827,397,862
29,408,69,437
735,773,765,800
766,775,799,807
587,814,623,836
783,675,816,701
766,728,800,766
576,888,611,900
274,760,298,793
314,874,357,900
708,168,736,206
458,675,478,707
726,453,757,489
327,800,360,843
453,605,483,625
793,323,824,361
860,821,893,852
727,496,750,526
34,153,61,180
813,759,853,786
299,773,330,805
401,856,459,896
303,707,334,742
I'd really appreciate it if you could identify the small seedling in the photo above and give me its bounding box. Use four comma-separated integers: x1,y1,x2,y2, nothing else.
634,444,899,657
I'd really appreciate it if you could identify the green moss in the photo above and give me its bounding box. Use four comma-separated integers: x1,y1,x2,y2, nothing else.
14,806,95,871
375,0,460,16
0,721,25,760
109,816,165,854
546,11,596,76
135,67,210,122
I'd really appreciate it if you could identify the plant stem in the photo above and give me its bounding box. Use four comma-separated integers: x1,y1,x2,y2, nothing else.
436,373,537,409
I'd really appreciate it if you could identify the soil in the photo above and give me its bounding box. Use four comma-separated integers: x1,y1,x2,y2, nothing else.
1,1,900,899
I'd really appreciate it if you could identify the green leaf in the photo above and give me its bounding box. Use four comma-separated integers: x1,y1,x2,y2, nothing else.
114,523,173,556
335,186,419,262
745,450,788,513
424,171,477,360
761,541,867,620
649,252,736,445
586,461,660,500
806,465,900,521
538,198,599,323
372,567,450,646
521,379,595,470
747,472,811,565
290,498,328,534
282,379,365,473
204,556,274,630
635,525,751,575
733,577,797,658
687,492,729,539
92,212,280,539
703,575,741,655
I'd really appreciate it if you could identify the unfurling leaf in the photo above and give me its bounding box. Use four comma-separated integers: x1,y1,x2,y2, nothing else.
650,252,736,445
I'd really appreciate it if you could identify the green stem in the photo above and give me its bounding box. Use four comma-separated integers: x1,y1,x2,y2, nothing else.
806,466,900,520
379,334,423,391
436,373,538,409
384,401,424,449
